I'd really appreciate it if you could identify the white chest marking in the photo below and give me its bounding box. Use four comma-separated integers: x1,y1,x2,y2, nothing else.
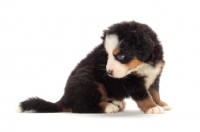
131,63,162,89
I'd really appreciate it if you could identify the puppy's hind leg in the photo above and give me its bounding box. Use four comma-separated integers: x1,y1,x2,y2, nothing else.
106,99,126,111
99,102,120,113
71,82,121,113
112,100,126,111
73,100,120,113
70,81,110,113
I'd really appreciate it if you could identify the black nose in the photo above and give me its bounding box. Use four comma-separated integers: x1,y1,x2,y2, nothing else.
107,70,113,76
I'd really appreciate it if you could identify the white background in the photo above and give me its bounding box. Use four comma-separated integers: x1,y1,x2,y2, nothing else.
0,0,200,132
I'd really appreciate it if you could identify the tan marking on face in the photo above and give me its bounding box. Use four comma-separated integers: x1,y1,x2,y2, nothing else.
113,48,120,55
127,57,143,70
149,88,168,107
136,96,157,112
97,83,107,101
62,108,72,112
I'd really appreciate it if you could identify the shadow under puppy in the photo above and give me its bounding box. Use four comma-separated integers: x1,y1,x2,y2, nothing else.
20,20,171,114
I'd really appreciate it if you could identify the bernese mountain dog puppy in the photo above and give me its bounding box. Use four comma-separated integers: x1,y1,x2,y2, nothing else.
20,20,171,114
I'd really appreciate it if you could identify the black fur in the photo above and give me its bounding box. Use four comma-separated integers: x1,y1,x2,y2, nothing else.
20,97,63,112
20,20,165,113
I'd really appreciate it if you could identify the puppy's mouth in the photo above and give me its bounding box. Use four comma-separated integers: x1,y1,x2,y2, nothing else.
107,74,118,78
106,70,127,78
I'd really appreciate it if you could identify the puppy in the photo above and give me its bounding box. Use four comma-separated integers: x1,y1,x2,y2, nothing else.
20,20,171,114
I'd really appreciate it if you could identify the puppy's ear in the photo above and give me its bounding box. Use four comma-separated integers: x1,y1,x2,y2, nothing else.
101,30,107,41
133,35,155,62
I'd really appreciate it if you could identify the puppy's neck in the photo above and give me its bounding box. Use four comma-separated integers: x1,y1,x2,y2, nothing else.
131,62,164,89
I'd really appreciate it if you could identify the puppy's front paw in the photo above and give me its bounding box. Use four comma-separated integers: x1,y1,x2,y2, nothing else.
105,103,119,113
156,101,172,111
163,105,172,111
112,100,126,111
146,105,164,114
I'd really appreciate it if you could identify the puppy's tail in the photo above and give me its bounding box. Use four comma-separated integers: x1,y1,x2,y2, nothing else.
19,97,64,113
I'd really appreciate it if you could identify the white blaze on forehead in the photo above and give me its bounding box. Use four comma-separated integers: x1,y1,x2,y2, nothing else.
105,34,119,71
104,34,119,54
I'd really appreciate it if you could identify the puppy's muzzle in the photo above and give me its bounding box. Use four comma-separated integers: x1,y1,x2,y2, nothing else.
107,70,113,76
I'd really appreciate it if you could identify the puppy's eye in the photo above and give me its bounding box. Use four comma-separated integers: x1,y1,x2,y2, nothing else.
116,54,125,60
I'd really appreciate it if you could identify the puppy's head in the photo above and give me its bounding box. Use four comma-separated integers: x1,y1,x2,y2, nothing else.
103,21,155,78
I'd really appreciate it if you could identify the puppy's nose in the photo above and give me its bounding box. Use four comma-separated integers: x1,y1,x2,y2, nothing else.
107,70,113,76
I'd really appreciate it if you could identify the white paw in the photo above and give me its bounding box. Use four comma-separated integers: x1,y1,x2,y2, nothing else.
146,105,164,114
105,103,119,113
163,105,172,111
112,100,126,111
